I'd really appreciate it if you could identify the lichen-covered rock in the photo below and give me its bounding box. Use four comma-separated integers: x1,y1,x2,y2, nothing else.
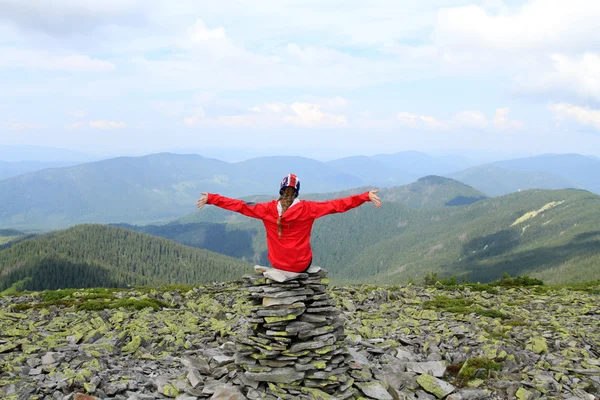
416,374,455,399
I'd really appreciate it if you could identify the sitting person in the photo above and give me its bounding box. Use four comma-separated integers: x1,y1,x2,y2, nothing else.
196,173,381,273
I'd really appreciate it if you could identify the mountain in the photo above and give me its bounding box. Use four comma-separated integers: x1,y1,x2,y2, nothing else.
232,156,362,194
0,224,251,292
174,186,600,285
493,154,600,193
449,165,581,196
0,153,362,230
326,156,413,186
449,154,600,196
370,151,467,178
0,160,80,181
2,150,598,230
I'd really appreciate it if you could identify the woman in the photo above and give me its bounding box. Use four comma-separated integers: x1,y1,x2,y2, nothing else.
196,173,381,273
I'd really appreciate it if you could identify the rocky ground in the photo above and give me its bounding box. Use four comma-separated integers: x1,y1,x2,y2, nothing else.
0,279,599,400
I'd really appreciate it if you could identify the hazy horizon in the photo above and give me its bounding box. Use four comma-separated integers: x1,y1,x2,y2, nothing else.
1,143,596,165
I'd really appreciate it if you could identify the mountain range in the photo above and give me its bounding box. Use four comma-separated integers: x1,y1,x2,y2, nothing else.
1,151,599,230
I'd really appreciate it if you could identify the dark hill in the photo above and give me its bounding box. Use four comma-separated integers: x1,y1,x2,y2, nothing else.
0,224,251,292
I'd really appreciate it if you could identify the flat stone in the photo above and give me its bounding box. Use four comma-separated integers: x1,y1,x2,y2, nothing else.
263,295,307,307
356,381,394,400
406,361,446,377
289,336,336,353
245,367,305,383
417,374,455,399
263,269,308,282
256,303,305,317
210,384,245,400
286,321,316,333
42,352,58,365
212,355,234,366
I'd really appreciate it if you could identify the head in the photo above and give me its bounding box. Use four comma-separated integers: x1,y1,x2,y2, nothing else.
277,174,300,238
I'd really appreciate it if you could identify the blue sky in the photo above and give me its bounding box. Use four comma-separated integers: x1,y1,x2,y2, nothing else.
0,0,599,161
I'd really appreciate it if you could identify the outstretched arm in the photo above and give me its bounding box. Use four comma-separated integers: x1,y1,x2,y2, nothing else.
197,192,270,219
307,190,381,219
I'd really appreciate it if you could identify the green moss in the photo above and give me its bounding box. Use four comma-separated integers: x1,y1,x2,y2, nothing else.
455,357,502,387
475,309,509,319
42,289,78,302
424,296,474,314
77,298,168,311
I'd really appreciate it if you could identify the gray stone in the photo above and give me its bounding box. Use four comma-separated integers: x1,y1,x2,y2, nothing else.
406,361,446,377
356,381,394,400
209,384,245,400
263,295,307,307
187,369,203,388
245,367,305,383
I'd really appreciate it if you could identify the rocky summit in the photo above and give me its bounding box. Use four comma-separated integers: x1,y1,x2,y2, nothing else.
0,276,599,399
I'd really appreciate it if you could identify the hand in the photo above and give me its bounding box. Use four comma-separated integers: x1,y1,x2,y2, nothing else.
197,192,209,210
368,190,381,208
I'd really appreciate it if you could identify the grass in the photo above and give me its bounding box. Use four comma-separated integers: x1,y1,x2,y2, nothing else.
78,298,169,311
455,357,503,387
9,287,168,312
424,296,509,319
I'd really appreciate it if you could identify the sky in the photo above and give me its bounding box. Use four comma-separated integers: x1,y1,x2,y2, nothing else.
0,0,599,161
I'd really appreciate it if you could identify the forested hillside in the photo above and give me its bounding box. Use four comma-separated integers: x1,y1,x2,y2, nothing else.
0,224,251,292
114,222,258,262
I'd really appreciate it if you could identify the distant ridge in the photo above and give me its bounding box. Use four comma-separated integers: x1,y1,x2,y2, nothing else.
0,151,598,230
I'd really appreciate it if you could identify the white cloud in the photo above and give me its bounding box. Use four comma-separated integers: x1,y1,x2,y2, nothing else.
89,120,126,129
0,48,115,72
284,102,347,127
68,122,86,129
493,107,523,129
549,103,600,130
454,111,488,129
264,103,287,113
183,107,206,126
429,1,600,100
188,20,227,42
396,112,447,130
396,112,420,128
434,1,600,53
184,98,347,128
4,121,43,130
515,53,600,101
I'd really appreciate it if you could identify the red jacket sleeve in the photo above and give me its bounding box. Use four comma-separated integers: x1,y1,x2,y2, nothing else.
207,194,270,220
306,192,370,219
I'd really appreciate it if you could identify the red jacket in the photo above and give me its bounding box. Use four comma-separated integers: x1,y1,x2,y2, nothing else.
207,192,371,272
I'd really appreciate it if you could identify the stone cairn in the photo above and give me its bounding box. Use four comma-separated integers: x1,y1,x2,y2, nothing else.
235,265,357,399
